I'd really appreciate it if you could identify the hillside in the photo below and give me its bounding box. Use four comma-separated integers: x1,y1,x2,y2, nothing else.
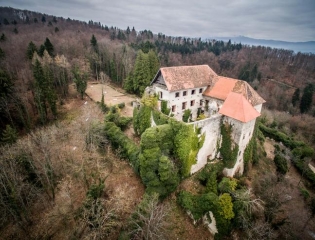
0,6,315,240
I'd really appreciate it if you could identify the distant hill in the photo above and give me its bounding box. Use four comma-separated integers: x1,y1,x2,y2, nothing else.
213,36,315,54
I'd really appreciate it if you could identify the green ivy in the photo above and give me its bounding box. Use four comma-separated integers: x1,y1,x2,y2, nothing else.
173,122,199,177
219,122,238,168
177,191,231,239
161,100,170,115
182,109,191,122
152,109,169,125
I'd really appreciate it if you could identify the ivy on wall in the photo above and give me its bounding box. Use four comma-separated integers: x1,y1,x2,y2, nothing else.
219,122,239,169
161,100,170,115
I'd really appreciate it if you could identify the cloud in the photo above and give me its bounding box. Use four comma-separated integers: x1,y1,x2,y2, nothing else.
2,0,315,41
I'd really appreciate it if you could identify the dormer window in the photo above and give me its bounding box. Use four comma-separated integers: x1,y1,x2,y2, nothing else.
191,89,195,95
199,88,203,93
183,91,187,96
175,92,180,97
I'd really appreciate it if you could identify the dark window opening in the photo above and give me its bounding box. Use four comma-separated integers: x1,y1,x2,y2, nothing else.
182,102,187,110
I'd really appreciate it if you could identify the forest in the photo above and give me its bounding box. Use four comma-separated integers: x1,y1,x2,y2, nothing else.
0,6,315,240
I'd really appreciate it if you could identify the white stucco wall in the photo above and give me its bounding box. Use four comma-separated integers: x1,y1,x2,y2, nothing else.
154,84,206,121
151,84,261,178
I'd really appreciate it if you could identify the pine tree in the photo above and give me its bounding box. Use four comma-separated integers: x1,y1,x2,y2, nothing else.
1,125,17,145
41,16,46,22
90,34,98,53
44,38,54,57
72,66,88,99
38,44,46,57
292,88,300,107
26,41,38,60
300,84,314,113
0,33,6,42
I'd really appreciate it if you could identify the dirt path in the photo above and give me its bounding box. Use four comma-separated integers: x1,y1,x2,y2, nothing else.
85,82,137,117
264,137,275,159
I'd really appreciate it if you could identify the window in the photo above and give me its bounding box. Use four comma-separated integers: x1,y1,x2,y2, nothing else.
191,89,195,95
199,88,203,93
182,102,187,110
183,91,187,96
172,105,176,112
190,100,195,106
200,99,204,106
175,92,180,97
159,91,163,99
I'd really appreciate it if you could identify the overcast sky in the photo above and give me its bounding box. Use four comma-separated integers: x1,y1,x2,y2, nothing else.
2,0,315,42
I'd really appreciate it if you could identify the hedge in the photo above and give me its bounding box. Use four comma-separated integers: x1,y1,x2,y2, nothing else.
104,122,140,173
259,124,305,149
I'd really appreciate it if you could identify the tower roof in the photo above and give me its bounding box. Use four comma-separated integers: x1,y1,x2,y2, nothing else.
219,92,260,123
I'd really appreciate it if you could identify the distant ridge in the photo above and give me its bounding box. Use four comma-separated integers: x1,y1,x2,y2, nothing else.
212,36,315,54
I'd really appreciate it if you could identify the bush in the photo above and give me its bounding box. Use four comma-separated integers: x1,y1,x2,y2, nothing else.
259,123,305,149
152,109,169,125
104,122,140,172
300,188,310,200
218,177,237,194
293,159,315,187
133,105,151,135
182,109,191,122
105,107,132,131
140,125,179,198
274,153,288,175
197,163,224,194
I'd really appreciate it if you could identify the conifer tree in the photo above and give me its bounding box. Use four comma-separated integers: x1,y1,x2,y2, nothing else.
72,66,88,99
38,44,46,57
124,50,160,96
1,125,17,145
300,84,314,113
90,34,98,53
26,41,38,60
44,38,54,57
292,88,300,107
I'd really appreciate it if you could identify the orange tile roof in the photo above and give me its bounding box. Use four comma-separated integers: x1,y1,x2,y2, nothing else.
219,92,260,123
203,76,237,100
159,65,217,92
203,76,265,106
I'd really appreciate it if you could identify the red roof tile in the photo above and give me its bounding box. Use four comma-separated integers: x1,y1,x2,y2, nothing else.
203,76,265,106
219,92,260,123
158,65,217,92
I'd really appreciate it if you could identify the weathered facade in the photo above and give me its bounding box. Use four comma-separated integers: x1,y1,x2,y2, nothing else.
149,65,265,177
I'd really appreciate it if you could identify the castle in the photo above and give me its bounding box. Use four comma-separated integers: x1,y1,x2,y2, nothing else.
149,65,265,177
